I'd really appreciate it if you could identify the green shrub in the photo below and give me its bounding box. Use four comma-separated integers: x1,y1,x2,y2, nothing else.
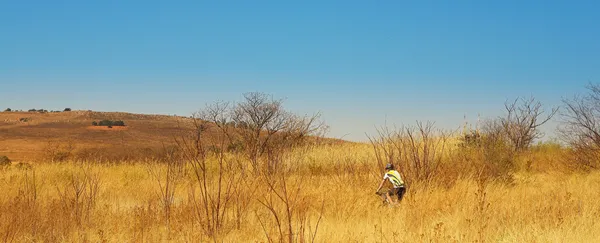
64,108,72,111
95,120,126,126
98,120,112,126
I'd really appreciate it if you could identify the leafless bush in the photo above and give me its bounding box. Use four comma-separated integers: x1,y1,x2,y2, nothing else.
368,121,451,187
175,117,239,239
453,97,555,182
173,92,326,241
560,83,600,169
198,92,326,174
500,97,557,152
147,155,184,232
453,119,517,184
44,141,75,162
256,153,325,243
55,165,101,227
475,119,516,183
0,170,39,242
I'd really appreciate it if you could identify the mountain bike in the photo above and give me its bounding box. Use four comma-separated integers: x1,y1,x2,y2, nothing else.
375,189,392,206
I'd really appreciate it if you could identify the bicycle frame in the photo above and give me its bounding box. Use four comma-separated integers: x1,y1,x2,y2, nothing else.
376,190,391,205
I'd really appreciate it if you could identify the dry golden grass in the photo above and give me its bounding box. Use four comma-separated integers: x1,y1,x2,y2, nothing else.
0,142,598,242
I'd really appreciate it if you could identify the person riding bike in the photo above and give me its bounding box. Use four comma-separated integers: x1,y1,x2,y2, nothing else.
375,163,406,204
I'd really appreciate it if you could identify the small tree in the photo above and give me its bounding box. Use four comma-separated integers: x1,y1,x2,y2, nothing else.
174,92,325,240
64,108,72,112
500,97,558,152
369,121,451,186
560,83,600,169
4,108,11,112
198,92,325,173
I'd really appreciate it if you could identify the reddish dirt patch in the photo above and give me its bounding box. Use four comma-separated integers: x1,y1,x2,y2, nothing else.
86,126,129,131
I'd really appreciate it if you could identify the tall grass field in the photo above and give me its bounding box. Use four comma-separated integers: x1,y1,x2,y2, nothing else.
1,141,598,242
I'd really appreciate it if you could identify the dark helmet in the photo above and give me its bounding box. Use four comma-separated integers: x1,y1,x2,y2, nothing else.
385,163,394,170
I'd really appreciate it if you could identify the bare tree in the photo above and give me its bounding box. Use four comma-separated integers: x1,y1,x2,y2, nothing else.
174,117,239,239
471,119,517,183
171,92,326,239
146,151,184,234
368,121,451,187
560,83,600,169
199,92,326,173
255,150,325,243
500,97,558,152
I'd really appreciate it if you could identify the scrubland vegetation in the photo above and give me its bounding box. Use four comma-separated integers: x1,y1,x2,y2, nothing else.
91,120,126,127
2,87,600,242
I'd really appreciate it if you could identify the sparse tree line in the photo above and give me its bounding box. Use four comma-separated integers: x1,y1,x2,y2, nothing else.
4,84,600,173
370,83,600,188
3,108,72,113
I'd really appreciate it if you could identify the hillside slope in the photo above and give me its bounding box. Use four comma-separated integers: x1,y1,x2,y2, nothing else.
0,110,194,161
0,110,344,162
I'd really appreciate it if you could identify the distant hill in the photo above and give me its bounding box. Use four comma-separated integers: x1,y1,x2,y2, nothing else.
0,110,197,161
0,110,345,162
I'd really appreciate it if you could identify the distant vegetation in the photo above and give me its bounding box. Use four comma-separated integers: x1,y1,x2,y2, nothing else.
92,120,126,127
0,155,10,166
3,108,73,113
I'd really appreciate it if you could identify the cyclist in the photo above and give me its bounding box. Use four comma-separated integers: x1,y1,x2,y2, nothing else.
375,163,406,204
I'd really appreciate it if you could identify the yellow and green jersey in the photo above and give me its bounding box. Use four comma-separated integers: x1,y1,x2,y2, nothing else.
383,170,404,188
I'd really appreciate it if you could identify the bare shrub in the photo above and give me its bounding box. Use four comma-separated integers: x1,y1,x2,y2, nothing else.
470,119,516,183
171,92,326,241
368,121,451,187
0,170,39,242
560,83,600,169
255,152,325,243
147,154,184,233
451,97,556,183
500,97,557,152
44,141,75,162
175,118,239,239
55,166,101,227
198,92,326,173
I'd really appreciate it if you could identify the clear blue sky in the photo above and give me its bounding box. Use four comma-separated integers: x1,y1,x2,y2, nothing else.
1,1,599,141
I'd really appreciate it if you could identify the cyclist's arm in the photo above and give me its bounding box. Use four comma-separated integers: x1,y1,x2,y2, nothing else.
376,178,386,193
